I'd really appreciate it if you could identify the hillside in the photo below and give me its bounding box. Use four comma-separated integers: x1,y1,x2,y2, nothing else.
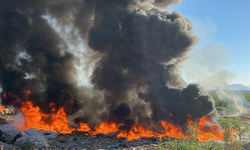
229,84,250,91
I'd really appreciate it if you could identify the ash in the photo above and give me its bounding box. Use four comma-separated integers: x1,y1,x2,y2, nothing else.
46,134,159,150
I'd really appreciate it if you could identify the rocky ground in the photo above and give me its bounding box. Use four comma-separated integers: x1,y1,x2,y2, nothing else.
0,124,160,150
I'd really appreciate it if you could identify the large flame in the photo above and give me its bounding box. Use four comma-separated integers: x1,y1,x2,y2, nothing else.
116,116,224,141
92,122,119,135
18,100,223,142
10,90,223,142
20,101,75,133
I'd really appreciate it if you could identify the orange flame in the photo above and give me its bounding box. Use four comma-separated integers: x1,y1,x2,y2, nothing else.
20,101,75,133
0,105,5,111
117,124,164,140
19,100,224,142
92,122,118,135
190,116,224,142
78,123,91,132
115,116,224,142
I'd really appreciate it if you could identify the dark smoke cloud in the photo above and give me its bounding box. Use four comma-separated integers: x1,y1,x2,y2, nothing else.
0,0,218,132
87,0,217,129
0,0,91,114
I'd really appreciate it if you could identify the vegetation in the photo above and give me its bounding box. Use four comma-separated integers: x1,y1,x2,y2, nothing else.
231,117,250,143
158,108,250,150
220,108,234,149
219,108,244,150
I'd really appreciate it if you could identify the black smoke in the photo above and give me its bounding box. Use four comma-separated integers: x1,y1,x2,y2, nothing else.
0,0,218,132
0,0,89,114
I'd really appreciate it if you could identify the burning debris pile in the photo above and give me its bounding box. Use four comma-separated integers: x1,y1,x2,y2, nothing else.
0,105,16,116
8,99,223,142
0,0,224,144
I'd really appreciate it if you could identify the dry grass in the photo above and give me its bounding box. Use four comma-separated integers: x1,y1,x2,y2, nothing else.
0,116,14,121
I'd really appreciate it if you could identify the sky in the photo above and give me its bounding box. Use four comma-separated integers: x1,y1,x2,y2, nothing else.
172,0,250,86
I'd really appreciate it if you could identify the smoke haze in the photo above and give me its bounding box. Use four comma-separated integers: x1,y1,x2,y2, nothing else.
184,44,249,115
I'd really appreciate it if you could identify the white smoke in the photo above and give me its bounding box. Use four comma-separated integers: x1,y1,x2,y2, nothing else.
11,112,26,131
183,44,249,115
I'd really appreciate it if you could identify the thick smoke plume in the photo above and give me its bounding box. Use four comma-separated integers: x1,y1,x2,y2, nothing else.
0,0,218,131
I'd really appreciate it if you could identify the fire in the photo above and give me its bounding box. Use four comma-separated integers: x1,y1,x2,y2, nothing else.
18,99,223,142
78,123,91,132
20,101,75,133
0,105,5,111
117,124,164,140
116,116,223,142
93,122,118,135
190,116,224,142
246,116,250,118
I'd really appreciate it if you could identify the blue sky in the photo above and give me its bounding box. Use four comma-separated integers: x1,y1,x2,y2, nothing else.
172,0,250,85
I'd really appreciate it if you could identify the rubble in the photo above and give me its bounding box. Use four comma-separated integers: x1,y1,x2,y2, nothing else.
28,133,49,148
0,125,160,150
0,124,19,132
14,132,49,149
14,134,28,148
24,128,41,135
41,130,58,139
0,141,15,149
23,128,49,148
0,106,16,116
2,128,21,143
